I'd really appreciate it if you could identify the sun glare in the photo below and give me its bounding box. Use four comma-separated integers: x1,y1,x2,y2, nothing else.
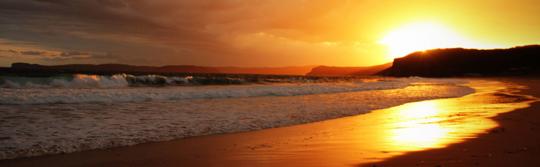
379,22,470,59
390,101,449,149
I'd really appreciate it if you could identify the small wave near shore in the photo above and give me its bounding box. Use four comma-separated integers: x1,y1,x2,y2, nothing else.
0,77,474,160
0,75,463,105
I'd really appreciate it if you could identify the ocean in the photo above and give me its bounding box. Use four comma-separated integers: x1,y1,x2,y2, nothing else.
0,74,473,159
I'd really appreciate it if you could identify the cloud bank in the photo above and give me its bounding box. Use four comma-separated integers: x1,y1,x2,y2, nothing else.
1,0,538,66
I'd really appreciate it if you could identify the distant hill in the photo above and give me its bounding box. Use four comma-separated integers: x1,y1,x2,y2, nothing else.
216,66,316,76
6,63,219,75
0,63,315,76
307,63,392,76
380,45,540,77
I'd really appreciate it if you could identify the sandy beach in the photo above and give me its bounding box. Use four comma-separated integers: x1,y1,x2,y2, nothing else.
374,78,540,167
2,1,539,166
1,78,539,167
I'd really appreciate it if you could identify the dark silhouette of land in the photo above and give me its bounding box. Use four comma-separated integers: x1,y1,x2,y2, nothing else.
0,63,385,77
211,66,316,76
3,45,540,77
380,45,540,77
306,63,391,76
0,63,315,76
1,63,220,76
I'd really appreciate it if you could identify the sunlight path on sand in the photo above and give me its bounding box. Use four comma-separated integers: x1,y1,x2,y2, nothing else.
206,80,536,166
0,80,536,167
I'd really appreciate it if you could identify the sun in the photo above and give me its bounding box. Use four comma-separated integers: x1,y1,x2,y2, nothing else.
379,22,468,59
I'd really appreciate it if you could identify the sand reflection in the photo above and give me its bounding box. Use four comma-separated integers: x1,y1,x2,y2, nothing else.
218,81,536,166
8,81,534,167
369,82,535,155
389,101,449,149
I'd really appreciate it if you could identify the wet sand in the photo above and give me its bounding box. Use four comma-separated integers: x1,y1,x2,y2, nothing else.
372,78,540,167
1,78,539,167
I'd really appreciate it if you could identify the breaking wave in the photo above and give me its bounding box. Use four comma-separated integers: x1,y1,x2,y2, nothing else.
0,74,469,105
0,74,240,88
0,75,476,160
0,73,376,88
0,80,413,105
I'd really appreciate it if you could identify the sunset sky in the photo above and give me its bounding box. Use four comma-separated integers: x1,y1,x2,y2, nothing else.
0,0,539,67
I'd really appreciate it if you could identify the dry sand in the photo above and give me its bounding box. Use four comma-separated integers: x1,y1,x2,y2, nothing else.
1,78,539,167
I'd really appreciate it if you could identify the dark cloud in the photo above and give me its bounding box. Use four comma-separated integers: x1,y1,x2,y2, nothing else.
0,48,109,60
58,51,111,59
6,49,18,54
0,0,380,66
33,0,70,5
0,0,342,43
60,51,89,57
1,0,538,67
0,0,231,52
20,50,47,56
0,49,50,58
96,0,128,8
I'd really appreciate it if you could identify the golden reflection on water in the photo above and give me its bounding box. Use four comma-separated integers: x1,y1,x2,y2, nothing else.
390,101,449,149
372,81,535,154
218,81,537,166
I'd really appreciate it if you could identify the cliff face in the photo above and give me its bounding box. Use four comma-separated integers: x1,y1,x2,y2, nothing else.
307,63,391,76
380,45,540,77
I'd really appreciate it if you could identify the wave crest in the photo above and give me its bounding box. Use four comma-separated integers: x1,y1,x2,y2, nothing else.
1,74,201,88
0,80,414,105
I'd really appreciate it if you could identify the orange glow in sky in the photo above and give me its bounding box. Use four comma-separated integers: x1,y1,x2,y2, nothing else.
0,0,539,66
379,22,500,60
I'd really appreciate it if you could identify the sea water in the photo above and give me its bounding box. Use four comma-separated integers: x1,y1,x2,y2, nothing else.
0,74,473,159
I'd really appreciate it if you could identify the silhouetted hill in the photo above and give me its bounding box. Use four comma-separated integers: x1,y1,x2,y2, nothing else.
307,63,391,76
0,63,315,76
216,66,316,75
9,63,219,74
380,45,540,77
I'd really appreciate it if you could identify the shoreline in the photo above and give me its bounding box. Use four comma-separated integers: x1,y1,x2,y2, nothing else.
370,77,540,166
0,78,471,160
1,78,538,166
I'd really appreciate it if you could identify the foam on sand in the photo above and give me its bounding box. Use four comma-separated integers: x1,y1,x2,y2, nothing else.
0,78,473,159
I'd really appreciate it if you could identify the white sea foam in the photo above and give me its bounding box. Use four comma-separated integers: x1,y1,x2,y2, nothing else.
0,78,428,105
0,74,177,88
51,74,130,88
0,78,473,160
